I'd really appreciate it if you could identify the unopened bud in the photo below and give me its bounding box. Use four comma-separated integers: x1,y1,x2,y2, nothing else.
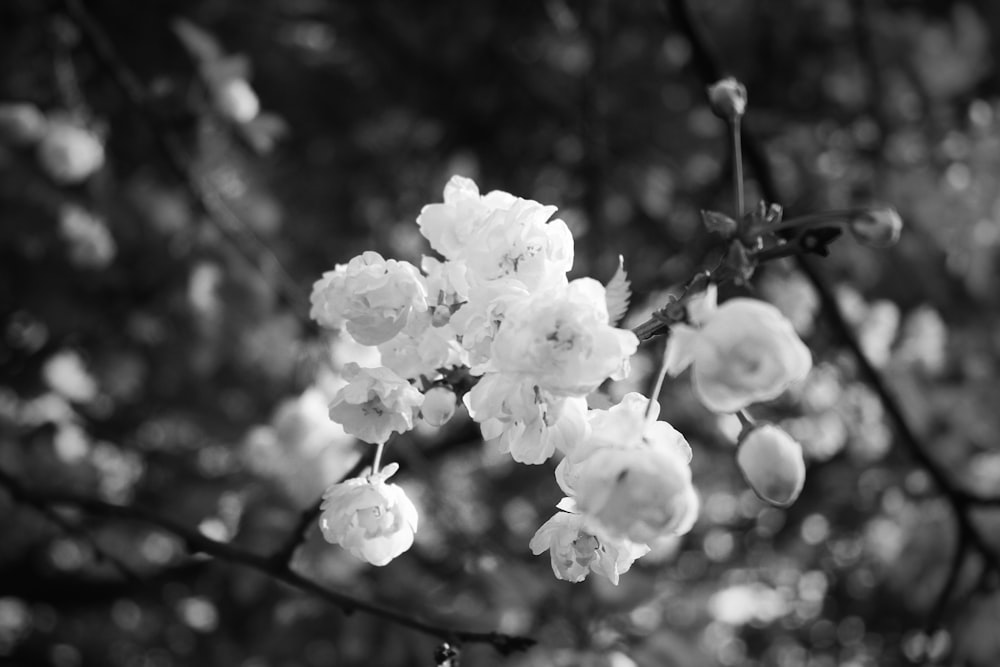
421,385,456,427
36,120,105,184
707,77,747,120
736,424,806,507
849,207,902,247
0,103,47,145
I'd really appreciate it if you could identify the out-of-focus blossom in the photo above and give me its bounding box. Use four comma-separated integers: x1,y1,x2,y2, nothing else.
0,102,46,145
36,118,105,184
59,205,115,269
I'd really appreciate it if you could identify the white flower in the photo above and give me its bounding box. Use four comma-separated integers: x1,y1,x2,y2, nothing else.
420,255,470,317
36,118,105,184
328,363,424,444
665,286,812,413
465,374,587,464
309,251,427,345
416,175,517,260
463,198,574,291
319,463,418,566
377,312,466,381
487,278,638,396
557,393,698,543
450,280,530,367
736,424,806,507
529,511,649,584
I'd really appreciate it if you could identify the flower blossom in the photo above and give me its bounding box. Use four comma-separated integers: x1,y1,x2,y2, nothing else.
465,374,587,464
328,363,423,444
416,175,516,260
417,175,574,291
36,118,105,184
309,251,427,345
665,285,812,413
485,278,638,395
557,393,698,543
529,510,649,584
319,463,418,566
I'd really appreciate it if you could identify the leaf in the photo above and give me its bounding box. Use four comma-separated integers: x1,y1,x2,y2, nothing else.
605,255,631,326
172,19,223,62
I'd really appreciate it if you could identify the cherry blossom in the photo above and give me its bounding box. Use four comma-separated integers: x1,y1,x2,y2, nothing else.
665,285,812,413
309,251,427,345
529,510,649,584
319,463,418,566
328,363,423,444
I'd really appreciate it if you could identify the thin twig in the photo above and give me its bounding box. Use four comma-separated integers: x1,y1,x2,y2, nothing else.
0,468,141,583
0,466,535,654
664,0,1000,568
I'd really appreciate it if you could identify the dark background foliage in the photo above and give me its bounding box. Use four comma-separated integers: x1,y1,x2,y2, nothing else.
2,0,1000,666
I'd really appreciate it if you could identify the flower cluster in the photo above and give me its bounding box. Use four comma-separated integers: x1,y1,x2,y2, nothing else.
310,176,816,578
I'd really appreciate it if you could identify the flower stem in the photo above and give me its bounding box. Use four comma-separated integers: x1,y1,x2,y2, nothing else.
371,441,386,476
731,118,745,217
645,338,672,425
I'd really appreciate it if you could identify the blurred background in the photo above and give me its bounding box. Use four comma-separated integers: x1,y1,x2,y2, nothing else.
2,0,1000,665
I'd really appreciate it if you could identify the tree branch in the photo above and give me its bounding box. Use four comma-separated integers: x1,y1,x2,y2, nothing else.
664,0,1000,571
0,467,534,655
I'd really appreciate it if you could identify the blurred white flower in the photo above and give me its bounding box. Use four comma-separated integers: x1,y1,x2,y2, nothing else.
36,118,105,184
319,463,418,566
59,205,116,269
309,251,427,345
666,286,812,413
0,102,47,145
328,363,423,444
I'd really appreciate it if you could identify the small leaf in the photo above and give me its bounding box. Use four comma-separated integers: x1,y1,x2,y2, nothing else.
172,19,223,62
605,255,631,326
700,209,738,238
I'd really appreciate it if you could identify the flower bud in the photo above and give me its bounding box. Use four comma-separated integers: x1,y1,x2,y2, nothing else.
707,77,747,120
36,120,105,184
849,207,902,247
736,424,806,507
0,103,47,145
421,384,456,427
